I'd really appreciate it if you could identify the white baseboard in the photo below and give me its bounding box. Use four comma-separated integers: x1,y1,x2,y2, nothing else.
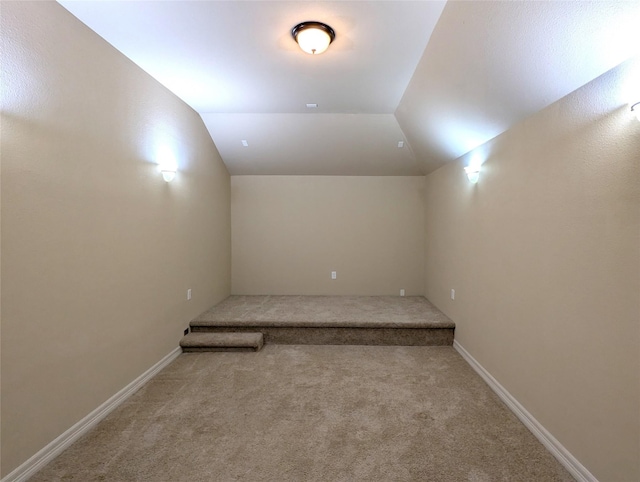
2,347,182,482
453,340,597,482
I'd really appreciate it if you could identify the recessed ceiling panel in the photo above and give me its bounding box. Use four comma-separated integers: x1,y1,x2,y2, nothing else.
202,113,422,176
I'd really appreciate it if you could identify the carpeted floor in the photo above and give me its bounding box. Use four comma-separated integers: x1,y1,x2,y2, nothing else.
31,345,573,481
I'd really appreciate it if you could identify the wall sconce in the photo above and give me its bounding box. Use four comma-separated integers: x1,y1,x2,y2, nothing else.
631,102,640,122
157,146,177,182
464,165,480,183
292,21,335,55
161,169,176,182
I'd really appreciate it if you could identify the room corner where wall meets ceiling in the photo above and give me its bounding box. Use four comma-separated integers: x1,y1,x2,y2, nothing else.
396,0,640,175
0,1,231,477
422,57,640,482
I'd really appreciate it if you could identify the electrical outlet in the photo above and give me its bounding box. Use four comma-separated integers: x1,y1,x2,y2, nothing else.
400,289,405,297
183,328,189,336
331,271,337,280
187,288,192,301
450,289,455,300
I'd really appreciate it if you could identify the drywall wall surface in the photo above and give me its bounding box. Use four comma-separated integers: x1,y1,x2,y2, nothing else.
423,58,640,481
0,2,231,475
232,176,424,295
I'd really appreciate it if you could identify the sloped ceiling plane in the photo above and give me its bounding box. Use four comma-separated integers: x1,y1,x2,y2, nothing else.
58,1,640,176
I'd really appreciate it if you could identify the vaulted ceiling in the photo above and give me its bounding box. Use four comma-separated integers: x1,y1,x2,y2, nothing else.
58,1,640,176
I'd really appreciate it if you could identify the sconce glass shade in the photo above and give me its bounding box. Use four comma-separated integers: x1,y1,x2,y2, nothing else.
632,102,640,122
464,166,480,184
292,22,335,55
161,169,176,182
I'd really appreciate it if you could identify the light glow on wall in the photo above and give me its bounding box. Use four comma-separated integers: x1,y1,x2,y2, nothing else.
616,56,640,119
464,154,484,184
138,118,187,182
156,145,178,182
433,117,504,163
632,102,640,122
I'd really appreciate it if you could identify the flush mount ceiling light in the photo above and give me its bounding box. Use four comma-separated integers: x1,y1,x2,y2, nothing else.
632,102,640,122
292,21,335,55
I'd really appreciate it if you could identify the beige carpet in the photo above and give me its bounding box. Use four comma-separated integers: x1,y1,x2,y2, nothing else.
31,346,573,481
193,295,455,328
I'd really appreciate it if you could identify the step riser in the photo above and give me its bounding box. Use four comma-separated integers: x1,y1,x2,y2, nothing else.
191,326,454,346
182,346,261,353
180,332,264,352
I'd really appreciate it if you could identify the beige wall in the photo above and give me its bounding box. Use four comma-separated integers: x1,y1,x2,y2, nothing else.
0,2,231,476
232,176,424,295
2,2,637,480
423,58,640,481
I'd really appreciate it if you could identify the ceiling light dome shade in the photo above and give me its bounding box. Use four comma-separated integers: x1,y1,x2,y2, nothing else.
292,21,335,55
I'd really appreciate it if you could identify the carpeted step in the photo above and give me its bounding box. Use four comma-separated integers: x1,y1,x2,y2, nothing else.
180,332,263,352
189,296,455,347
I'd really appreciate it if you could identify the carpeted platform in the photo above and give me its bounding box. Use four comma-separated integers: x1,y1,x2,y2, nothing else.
190,296,455,346
193,295,454,327
30,346,573,481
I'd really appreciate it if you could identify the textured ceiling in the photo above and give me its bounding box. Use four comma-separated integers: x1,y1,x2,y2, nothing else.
58,1,640,176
